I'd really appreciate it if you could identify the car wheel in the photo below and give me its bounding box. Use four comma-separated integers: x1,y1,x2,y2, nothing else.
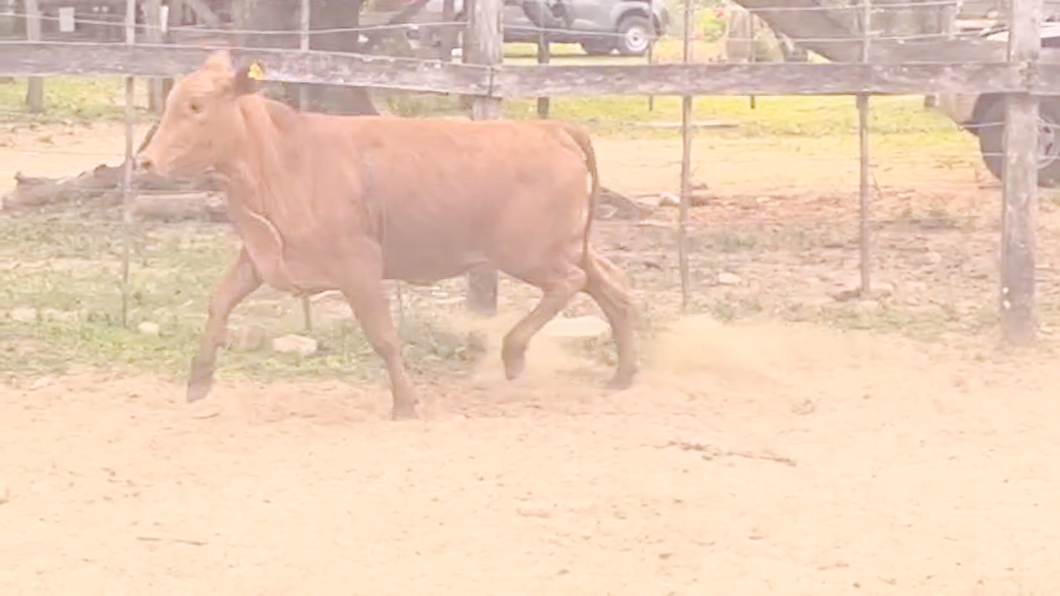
977,98,1060,187
581,40,615,56
615,14,653,56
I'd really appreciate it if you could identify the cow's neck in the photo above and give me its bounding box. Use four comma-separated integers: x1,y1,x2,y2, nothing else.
218,95,304,211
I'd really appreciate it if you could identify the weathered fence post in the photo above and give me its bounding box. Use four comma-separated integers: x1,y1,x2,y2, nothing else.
298,0,314,335
160,0,180,106
677,0,694,312
440,0,457,60
646,40,655,111
465,0,502,316
24,0,42,113
145,0,165,113
120,0,137,328
857,0,872,294
536,29,550,118
1001,0,1042,345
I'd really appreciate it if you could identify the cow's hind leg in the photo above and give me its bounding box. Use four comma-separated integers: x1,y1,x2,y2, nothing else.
582,245,639,389
501,263,587,381
188,248,262,402
339,253,419,420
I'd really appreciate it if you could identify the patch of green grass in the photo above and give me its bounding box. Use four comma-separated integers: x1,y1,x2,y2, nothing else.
1,62,967,149
504,94,964,142
0,76,152,122
0,209,479,381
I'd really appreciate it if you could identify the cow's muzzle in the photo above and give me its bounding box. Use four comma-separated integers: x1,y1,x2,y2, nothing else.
135,153,154,172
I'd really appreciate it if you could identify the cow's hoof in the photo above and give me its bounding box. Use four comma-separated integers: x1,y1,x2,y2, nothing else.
605,367,637,391
391,403,419,420
501,344,526,381
186,378,213,403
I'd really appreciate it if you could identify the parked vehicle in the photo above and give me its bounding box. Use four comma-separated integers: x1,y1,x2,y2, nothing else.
397,0,670,57
932,21,1060,186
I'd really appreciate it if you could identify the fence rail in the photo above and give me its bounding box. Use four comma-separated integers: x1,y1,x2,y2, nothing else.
0,0,1049,344
5,41,1060,97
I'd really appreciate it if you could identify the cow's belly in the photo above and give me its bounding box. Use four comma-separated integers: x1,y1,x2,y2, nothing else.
240,230,486,293
381,250,488,283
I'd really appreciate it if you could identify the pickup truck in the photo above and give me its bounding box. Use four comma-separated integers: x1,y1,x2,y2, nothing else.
932,21,1060,187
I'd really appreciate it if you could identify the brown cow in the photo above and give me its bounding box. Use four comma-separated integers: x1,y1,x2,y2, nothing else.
137,50,638,420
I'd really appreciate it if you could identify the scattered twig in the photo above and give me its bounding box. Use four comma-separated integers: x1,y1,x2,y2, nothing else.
658,440,797,467
137,535,208,546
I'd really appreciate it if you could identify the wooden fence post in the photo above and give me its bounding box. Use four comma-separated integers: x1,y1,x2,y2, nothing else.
465,0,502,316
145,0,165,114
677,0,694,312
857,0,872,295
440,0,457,61
298,0,315,335
24,0,42,113
536,30,550,118
1001,0,1042,345
120,0,137,328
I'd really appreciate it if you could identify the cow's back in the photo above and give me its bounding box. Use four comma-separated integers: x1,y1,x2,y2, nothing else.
301,115,592,281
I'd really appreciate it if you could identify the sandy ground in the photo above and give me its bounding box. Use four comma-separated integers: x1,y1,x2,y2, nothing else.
3,318,1060,595
4,121,1060,594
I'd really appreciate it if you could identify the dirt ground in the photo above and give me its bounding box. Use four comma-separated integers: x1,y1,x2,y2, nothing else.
3,121,1060,594
4,319,1060,595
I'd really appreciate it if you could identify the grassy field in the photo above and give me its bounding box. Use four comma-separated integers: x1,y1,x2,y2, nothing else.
2,67,1045,385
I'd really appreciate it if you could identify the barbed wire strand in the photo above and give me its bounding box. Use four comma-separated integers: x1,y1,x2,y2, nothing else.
0,1,976,39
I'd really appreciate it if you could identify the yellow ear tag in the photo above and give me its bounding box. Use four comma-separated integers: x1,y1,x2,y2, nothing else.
247,61,265,81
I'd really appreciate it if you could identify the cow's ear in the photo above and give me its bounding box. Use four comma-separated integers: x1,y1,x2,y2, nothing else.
231,60,266,96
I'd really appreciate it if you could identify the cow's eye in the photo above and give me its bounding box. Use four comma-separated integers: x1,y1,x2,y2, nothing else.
189,101,202,114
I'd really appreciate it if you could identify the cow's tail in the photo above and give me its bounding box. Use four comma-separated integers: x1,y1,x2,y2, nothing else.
559,121,600,264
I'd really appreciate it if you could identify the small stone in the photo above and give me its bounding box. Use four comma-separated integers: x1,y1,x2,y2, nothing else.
718,272,742,285
791,398,817,416
28,376,57,391
228,325,265,352
137,321,160,336
855,299,881,313
541,315,610,339
658,192,680,207
872,282,895,298
755,196,771,204
9,307,37,322
272,334,318,357
926,251,943,265
40,308,79,323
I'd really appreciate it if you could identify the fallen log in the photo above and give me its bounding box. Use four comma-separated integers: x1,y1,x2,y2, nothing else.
4,160,646,223
132,192,228,223
2,163,217,212
598,186,649,221
7,165,123,209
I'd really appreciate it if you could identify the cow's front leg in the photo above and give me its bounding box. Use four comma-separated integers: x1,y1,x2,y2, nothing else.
187,248,262,402
340,252,419,420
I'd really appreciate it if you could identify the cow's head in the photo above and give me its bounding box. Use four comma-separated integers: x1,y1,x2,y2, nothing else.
137,49,264,178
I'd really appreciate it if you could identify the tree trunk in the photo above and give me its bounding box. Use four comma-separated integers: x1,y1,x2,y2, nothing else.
230,0,378,115
308,0,379,115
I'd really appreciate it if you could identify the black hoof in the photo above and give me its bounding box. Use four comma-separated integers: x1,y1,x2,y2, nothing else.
187,379,213,403
605,368,637,391
501,344,526,381
391,404,419,420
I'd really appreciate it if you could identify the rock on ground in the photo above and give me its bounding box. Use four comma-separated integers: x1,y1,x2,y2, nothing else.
228,325,266,352
137,322,160,336
9,307,38,322
272,334,318,357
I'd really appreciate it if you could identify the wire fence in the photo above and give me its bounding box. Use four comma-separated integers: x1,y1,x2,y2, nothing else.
1,0,1057,381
